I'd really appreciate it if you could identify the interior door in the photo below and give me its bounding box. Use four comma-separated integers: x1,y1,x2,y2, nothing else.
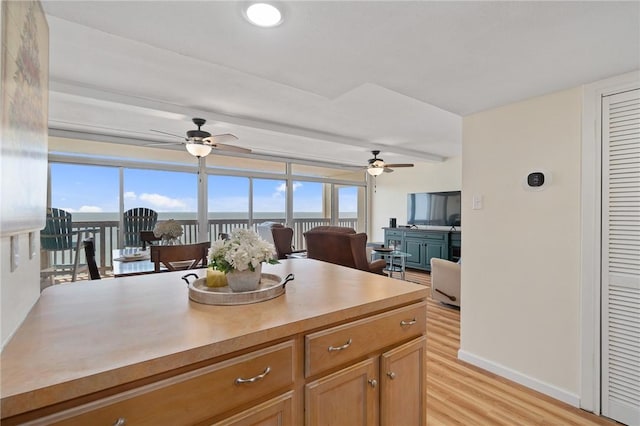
601,88,640,425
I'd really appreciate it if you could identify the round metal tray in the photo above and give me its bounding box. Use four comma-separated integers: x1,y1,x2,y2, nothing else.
182,273,294,305
373,248,394,253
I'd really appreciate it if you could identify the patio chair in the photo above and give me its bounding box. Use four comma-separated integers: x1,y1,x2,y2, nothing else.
256,221,284,246
40,207,83,283
123,208,158,248
150,241,210,272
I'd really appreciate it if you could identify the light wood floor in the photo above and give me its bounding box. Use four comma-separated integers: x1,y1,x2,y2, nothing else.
403,269,617,426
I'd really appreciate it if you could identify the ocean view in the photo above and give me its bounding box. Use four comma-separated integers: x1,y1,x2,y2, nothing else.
72,211,357,222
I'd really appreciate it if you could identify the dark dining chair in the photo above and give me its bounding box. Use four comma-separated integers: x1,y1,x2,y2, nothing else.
123,208,158,248
150,242,210,272
82,237,101,280
140,230,162,250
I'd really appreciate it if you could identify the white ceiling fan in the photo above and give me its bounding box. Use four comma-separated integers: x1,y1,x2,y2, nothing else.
365,150,414,176
146,118,251,158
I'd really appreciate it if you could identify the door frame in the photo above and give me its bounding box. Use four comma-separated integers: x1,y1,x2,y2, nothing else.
580,71,640,413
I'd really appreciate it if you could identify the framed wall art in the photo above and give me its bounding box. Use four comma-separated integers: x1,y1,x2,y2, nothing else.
0,0,49,236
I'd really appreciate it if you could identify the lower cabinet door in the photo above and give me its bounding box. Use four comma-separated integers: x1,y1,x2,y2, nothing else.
404,238,424,268
213,391,294,426
380,336,427,426
305,358,378,426
424,242,447,271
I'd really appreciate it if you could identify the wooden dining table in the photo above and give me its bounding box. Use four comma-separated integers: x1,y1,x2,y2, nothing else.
112,248,207,277
112,248,157,277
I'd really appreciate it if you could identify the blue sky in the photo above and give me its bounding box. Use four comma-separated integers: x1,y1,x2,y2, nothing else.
52,164,357,214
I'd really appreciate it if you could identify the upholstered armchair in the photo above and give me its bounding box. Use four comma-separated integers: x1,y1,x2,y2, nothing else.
271,226,306,259
304,226,387,275
430,258,461,307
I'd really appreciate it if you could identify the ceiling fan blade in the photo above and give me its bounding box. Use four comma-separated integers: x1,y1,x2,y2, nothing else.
209,133,239,143
144,141,184,147
211,143,252,154
202,134,249,153
150,129,187,140
203,134,238,144
384,163,414,168
383,167,395,173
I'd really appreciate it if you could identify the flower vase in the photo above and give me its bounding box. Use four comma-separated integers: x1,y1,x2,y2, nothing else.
227,263,262,292
162,237,180,246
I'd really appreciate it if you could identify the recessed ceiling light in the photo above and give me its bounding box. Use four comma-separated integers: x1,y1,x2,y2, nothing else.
245,3,282,27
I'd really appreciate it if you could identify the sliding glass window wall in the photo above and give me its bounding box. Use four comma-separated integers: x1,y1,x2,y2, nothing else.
48,152,368,268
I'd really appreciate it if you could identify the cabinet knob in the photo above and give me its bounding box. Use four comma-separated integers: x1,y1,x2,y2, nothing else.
235,366,271,384
113,419,126,426
387,372,396,380
368,379,377,388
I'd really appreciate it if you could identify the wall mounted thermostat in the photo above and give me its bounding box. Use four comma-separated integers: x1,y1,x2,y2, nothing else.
527,172,545,187
523,169,551,191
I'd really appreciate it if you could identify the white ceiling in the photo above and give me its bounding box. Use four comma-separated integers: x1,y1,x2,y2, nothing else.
42,1,640,167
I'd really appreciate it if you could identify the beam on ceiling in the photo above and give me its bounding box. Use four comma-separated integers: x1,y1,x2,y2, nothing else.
50,79,446,162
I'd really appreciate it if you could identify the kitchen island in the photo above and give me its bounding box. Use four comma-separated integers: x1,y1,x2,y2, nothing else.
1,259,428,425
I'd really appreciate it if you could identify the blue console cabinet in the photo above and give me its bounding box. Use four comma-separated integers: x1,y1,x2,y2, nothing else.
383,228,461,272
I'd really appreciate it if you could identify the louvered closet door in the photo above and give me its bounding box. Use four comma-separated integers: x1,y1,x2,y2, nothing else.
602,88,640,425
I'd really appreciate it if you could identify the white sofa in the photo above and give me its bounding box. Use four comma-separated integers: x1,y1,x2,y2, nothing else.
430,258,461,307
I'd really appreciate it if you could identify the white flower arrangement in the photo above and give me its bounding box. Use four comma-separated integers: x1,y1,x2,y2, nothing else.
153,219,184,240
208,228,278,273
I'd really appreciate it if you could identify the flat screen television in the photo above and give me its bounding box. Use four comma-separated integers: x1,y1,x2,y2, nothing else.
407,191,461,227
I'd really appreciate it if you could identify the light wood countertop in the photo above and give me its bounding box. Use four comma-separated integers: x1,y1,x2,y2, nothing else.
0,259,427,418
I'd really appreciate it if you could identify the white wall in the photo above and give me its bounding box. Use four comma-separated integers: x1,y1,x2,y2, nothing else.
0,236,41,348
0,0,47,349
459,87,583,405
370,156,461,242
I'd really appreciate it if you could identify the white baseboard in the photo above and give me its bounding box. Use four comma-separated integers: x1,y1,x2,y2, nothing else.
457,349,580,407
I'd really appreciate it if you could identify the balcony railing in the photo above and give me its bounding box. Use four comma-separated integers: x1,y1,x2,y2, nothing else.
42,218,358,276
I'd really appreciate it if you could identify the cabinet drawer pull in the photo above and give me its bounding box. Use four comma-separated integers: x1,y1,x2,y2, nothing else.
234,366,271,385
113,419,126,426
328,338,352,352
400,318,417,326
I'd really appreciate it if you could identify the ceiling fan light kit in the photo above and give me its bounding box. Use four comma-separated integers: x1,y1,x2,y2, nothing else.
367,166,385,176
185,142,212,158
